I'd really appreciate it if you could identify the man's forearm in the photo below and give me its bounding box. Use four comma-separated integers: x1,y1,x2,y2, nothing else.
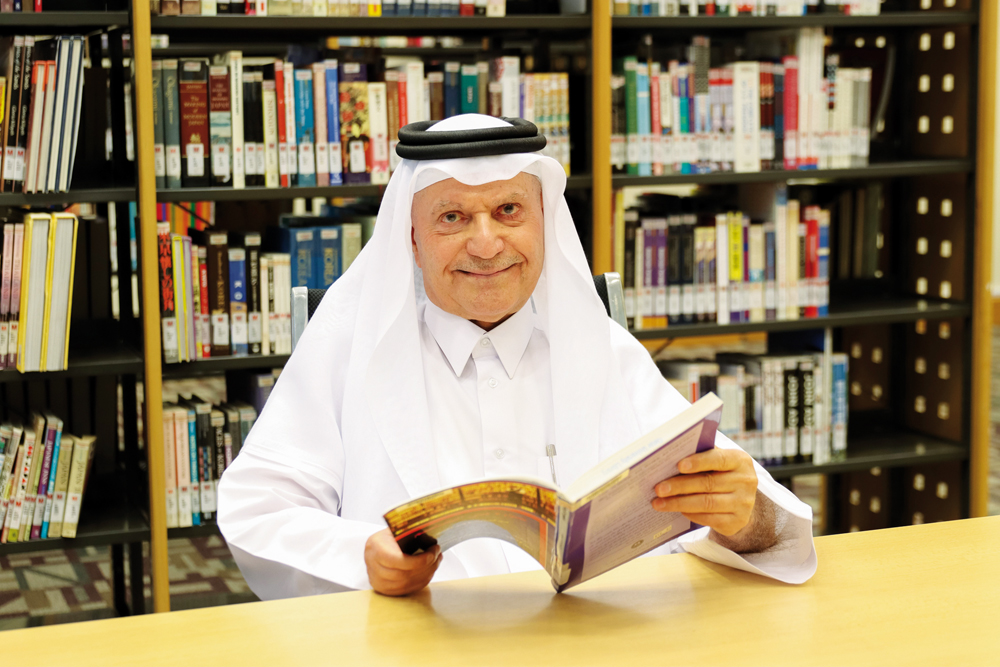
709,490,780,554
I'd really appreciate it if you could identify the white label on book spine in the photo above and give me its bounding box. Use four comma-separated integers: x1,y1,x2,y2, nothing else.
13,147,25,181
154,144,166,177
213,144,230,179
212,313,230,346
667,286,680,317
231,312,249,345
0,323,7,360
245,143,257,175
255,143,266,176
187,144,205,177
315,142,330,173
166,145,182,178
348,140,366,173
2,149,14,179
8,321,17,357
278,143,288,174
329,142,342,174
248,312,262,344
199,315,211,352
298,143,315,174
162,318,178,356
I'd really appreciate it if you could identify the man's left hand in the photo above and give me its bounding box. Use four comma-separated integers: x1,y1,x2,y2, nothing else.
651,448,758,537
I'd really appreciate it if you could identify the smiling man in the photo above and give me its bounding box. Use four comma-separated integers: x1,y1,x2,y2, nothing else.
217,114,817,600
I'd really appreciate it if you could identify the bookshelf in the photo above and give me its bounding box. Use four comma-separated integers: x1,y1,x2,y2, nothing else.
0,8,148,617
122,0,997,612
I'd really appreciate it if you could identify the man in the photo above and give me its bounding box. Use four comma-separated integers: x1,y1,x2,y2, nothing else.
217,114,817,600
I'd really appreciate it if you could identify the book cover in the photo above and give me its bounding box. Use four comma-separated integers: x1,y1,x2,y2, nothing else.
181,236,196,361
311,62,330,187
208,64,233,186
316,226,340,288
274,60,289,187
22,60,47,194
152,60,166,189
197,245,210,358
293,68,316,187
228,247,249,356
162,60,183,189
5,427,36,543
7,222,23,368
2,37,24,192
283,61,298,186
170,406,193,528
163,413,178,528
157,223,179,363
46,431,73,538
261,66,280,188
226,51,245,189
32,413,60,539
368,82,389,185
385,394,722,592
324,60,342,185
60,434,95,540
243,232,262,355
339,62,369,185
206,231,231,356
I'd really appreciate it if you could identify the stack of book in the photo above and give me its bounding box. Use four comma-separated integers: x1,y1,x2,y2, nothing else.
1,35,87,195
0,212,79,373
620,189,835,331
152,0,507,17
151,52,570,192
612,30,872,176
0,414,98,543
659,351,848,466
611,0,880,15
162,397,256,529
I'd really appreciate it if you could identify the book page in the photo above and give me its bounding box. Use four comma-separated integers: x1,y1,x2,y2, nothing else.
384,479,558,570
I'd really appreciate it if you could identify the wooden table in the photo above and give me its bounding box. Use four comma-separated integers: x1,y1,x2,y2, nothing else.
5,516,1000,666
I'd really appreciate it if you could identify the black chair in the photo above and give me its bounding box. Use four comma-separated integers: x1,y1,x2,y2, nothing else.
291,272,626,351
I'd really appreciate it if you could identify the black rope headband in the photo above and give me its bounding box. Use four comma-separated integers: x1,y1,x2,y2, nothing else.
395,117,547,160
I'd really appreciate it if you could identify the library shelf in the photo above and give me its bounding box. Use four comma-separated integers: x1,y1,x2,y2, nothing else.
629,299,970,340
0,347,144,384
157,174,590,202
763,432,967,481
0,11,130,30
0,503,149,557
612,11,978,31
0,187,137,208
148,15,592,33
160,354,290,378
612,159,973,188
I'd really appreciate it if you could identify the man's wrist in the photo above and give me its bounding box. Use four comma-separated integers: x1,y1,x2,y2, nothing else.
709,491,779,554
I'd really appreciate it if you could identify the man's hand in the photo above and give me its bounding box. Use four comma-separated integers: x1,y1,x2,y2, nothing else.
365,529,442,596
651,448,759,537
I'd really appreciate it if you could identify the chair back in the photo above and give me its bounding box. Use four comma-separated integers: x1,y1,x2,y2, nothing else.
291,272,629,352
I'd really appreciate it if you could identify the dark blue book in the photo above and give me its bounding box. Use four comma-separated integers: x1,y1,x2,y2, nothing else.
444,62,461,118
272,227,316,288
382,0,397,15
228,247,250,356
315,227,342,289
293,69,317,187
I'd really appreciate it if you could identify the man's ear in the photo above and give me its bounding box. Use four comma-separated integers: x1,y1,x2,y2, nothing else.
411,224,422,269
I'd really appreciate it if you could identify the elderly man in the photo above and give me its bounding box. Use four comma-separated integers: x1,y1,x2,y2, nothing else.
217,114,817,600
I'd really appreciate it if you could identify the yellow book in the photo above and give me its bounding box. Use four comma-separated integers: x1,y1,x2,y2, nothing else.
46,435,75,538
36,214,59,372
171,234,188,362
17,213,53,372
61,435,96,539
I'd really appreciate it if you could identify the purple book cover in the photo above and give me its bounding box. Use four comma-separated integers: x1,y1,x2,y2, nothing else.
30,421,57,540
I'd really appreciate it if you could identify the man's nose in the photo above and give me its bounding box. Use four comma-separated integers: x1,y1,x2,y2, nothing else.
466,213,504,259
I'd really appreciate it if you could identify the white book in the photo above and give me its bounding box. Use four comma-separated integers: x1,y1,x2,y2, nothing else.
785,199,800,320
257,0,269,12
43,214,78,372
732,62,760,173
405,62,425,123
24,60,48,194
497,56,520,118
227,52,246,189
45,38,71,193
715,213,730,325
283,62,298,180
774,192,788,319
163,411,178,529
368,82,389,185
311,62,330,186
172,407,193,528
57,37,85,192
259,255,270,355
9,429,37,542
262,78,280,188
35,61,58,194
313,0,329,13
202,0,218,13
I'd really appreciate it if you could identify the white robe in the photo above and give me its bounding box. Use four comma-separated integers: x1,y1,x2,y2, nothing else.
216,115,818,600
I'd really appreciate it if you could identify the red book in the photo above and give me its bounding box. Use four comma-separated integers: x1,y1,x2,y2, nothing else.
198,247,210,358
157,222,179,364
179,59,210,188
805,205,819,319
782,55,798,170
274,60,289,188
397,68,408,129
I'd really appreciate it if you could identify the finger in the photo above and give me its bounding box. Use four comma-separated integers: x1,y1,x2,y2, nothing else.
651,492,742,515
654,472,742,497
678,448,748,475
377,541,440,572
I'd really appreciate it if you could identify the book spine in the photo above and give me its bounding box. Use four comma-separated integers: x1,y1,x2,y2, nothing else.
368,82,389,185
31,424,57,539
7,434,34,543
317,227,341,288
2,37,25,192
211,412,227,486
681,220,695,323
782,359,799,462
198,246,211,358
252,72,266,185
325,61,342,185
172,411,192,527
799,359,815,461
274,61,289,187
817,208,829,317
162,60,183,189
152,60,167,189
157,224,179,363
262,73,280,188
8,223,23,368
294,69,316,186
209,65,233,186
182,236,197,360
266,255,278,354
0,224,13,371
22,61,46,194
228,248,249,356
283,62,298,185
61,437,94,539
805,205,819,318
208,232,231,356
47,435,73,537
186,412,201,525
228,53,245,189
764,221,776,321
311,62,330,187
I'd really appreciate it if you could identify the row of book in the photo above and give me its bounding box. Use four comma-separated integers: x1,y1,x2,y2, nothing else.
0,414,97,543
612,0,880,16
152,0,508,16
152,52,570,192
611,30,872,176
659,351,848,466
1,36,87,194
163,398,257,529
621,192,831,330
0,213,79,372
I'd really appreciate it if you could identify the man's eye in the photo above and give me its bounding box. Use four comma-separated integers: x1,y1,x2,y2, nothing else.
499,204,519,216
442,213,463,223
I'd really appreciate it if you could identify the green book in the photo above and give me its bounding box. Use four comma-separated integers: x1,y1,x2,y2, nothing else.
162,59,183,189
616,57,640,176
460,64,479,115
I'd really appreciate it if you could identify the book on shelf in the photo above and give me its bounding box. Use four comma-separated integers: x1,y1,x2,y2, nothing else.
0,35,87,194
611,30,872,178
0,413,96,544
611,0,879,16
151,0,505,14
163,396,257,529
658,351,848,467
384,393,722,592
152,50,569,191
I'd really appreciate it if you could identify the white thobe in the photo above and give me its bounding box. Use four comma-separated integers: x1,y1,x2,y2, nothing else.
219,296,817,599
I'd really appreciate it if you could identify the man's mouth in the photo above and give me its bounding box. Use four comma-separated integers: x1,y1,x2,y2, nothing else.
458,264,517,278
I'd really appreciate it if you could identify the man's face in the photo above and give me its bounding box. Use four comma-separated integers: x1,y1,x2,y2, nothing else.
411,172,544,330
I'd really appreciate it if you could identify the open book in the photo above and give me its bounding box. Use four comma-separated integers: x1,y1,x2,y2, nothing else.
383,393,723,592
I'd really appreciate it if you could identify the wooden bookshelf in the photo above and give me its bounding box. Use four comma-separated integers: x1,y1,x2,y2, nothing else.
0,11,131,30
612,11,978,30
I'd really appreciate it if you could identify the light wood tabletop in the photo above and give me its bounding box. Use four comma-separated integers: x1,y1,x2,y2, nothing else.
5,516,999,666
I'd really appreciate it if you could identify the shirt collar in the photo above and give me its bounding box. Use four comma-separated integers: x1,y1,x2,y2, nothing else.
422,297,538,380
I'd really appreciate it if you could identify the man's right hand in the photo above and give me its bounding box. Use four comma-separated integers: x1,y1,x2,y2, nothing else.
364,528,442,596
